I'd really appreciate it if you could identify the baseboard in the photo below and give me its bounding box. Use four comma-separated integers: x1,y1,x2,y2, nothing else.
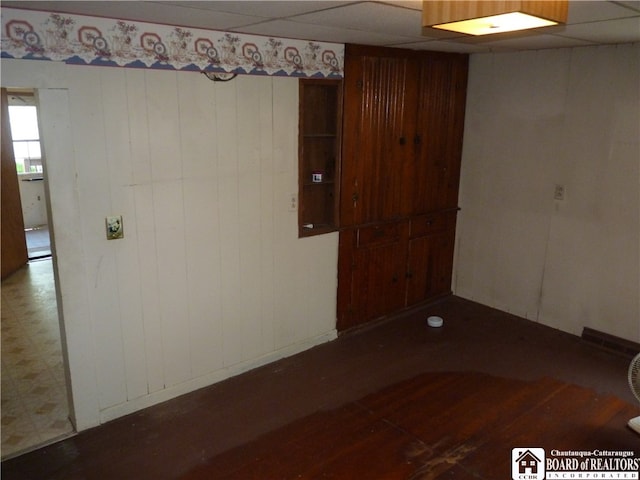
98,329,338,425
581,327,640,358
338,292,453,336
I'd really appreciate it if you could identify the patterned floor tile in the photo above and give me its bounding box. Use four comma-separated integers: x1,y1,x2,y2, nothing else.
1,259,74,459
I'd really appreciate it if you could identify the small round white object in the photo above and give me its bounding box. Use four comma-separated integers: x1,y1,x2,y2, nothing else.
427,316,443,328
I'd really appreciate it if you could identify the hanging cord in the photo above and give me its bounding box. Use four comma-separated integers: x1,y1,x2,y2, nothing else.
202,71,238,82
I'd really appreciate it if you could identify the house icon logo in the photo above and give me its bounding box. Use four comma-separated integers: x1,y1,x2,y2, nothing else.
512,448,545,480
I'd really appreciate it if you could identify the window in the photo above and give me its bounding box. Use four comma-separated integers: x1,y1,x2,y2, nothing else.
8,92,43,174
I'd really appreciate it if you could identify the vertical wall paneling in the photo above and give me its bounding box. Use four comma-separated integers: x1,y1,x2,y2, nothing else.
69,67,128,410
456,45,639,341
127,69,153,185
133,183,165,394
153,180,191,388
305,233,339,337
2,59,339,428
215,78,244,368
146,70,191,388
128,70,164,394
101,67,148,402
258,79,276,356
36,86,100,429
236,76,266,362
271,78,306,348
178,72,224,378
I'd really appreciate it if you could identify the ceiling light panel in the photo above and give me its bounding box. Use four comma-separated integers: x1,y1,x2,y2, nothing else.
423,0,568,36
433,12,558,36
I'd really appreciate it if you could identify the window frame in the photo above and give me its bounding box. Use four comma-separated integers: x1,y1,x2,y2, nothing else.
7,91,43,175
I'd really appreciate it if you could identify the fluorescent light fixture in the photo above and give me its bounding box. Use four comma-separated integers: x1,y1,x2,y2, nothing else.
433,11,558,36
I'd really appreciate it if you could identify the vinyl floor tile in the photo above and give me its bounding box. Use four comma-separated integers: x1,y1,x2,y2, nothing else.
1,259,74,460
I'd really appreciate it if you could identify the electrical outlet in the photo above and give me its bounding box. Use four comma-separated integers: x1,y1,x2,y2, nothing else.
106,215,124,240
554,184,565,201
289,193,297,212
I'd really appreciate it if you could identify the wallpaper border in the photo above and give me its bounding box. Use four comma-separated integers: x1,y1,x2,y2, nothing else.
1,7,344,78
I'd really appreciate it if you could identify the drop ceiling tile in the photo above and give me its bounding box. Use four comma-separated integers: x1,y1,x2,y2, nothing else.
234,18,417,45
158,1,359,19
615,1,640,13
558,16,640,43
2,0,639,53
480,34,596,51
567,0,640,24
376,0,423,11
1,0,266,30
292,2,424,38
390,40,492,53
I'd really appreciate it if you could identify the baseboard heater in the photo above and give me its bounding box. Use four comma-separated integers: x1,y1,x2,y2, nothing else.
581,327,640,358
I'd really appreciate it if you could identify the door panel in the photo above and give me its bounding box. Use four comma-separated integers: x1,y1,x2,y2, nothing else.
337,222,408,330
406,228,456,306
355,223,407,322
413,56,468,214
1,88,28,279
341,52,417,226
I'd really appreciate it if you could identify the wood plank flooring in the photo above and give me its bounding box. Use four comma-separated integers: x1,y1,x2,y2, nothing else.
2,296,638,479
183,372,639,479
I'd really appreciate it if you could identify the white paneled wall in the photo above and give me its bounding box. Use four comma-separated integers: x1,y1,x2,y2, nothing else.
2,59,338,429
18,175,48,228
455,44,640,342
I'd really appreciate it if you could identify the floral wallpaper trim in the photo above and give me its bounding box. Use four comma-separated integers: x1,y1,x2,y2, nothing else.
1,8,344,78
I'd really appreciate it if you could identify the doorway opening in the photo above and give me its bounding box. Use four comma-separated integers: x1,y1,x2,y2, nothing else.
1,88,73,459
7,90,51,260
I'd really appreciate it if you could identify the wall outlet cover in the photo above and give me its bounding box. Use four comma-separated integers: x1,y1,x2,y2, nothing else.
106,215,123,240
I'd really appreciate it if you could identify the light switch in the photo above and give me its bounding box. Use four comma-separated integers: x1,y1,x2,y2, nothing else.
289,193,297,212
106,215,123,240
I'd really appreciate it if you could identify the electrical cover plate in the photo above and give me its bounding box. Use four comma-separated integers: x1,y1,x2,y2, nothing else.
106,215,123,240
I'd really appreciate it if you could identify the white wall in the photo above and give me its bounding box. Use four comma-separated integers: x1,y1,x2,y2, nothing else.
2,59,339,430
18,174,48,228
455,43,640,342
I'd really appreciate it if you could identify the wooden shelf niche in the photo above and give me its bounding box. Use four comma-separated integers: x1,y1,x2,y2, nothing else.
298,79,342,237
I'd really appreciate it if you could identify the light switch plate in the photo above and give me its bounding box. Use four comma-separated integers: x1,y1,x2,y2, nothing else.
289,193,297,212
106,215,123,240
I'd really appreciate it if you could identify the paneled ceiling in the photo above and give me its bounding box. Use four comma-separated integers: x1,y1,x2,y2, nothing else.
3,1,640,53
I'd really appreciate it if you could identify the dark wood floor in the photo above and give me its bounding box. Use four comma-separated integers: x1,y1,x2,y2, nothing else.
2,296,638,479
185,373,639,479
